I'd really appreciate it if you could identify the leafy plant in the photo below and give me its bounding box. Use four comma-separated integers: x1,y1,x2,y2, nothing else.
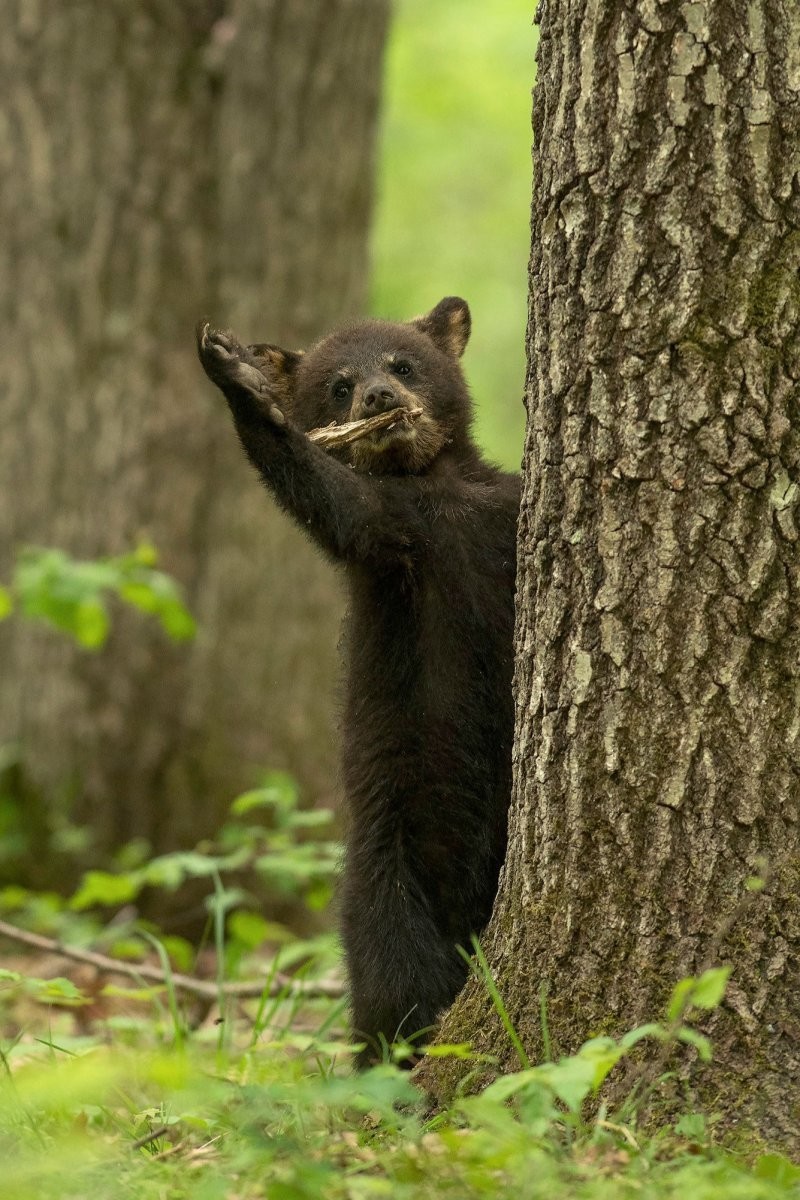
456,947,734,1139
0,803,794,1200
0,543,195,648
0,541,197,885
0,970,796,1200
68,770,340,922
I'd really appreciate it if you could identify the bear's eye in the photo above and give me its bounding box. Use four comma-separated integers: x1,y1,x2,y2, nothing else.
332,380,351,402
392,361,412,378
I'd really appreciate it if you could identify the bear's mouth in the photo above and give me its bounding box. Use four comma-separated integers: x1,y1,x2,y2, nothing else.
350,421,417,466
350,408,444,474
370,419,416,444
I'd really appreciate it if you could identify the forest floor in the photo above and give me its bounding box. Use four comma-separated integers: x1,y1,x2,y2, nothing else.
2,937,799,1200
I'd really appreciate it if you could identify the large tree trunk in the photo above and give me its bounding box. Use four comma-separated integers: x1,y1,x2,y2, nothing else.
425,0,800,1152
0,0,388,878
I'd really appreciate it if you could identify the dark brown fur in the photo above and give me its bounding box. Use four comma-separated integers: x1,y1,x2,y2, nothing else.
196,298,519,1065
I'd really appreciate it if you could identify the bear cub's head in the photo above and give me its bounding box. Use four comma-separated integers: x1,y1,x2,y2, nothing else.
254,297,473,475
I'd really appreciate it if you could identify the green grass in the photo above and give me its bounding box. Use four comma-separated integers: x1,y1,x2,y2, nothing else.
2,778,796,1199
1,796,798,1199
2,999,799,1200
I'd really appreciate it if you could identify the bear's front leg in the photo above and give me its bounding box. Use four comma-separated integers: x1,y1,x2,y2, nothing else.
195,318,411,564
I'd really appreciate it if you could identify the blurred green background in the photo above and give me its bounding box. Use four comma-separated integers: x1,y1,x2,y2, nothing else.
373,0,535,469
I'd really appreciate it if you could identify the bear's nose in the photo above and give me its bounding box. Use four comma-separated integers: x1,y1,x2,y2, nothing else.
362,380,397,412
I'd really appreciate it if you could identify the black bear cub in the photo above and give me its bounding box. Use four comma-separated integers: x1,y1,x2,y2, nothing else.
197,298,519,1066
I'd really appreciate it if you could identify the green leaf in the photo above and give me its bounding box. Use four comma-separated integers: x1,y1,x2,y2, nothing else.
574,1036,625,1091
118,580,161,613
286,809,334,829
304,880,334,911
0,586,12,620
667,976,696,1022
228,910,271,948
118,575,196,642
231,779,299,817
141,847,249,890
205,886,250,917
133,542,159,568
11,545,195,648
458,1092,532,1135
230,788,275,816
620,1023,667,1049
675,1112,707,1140
754,1154,800,1184
676,1027,713,1061
668,968,730,1022
158,935,194,972
74,598,110,648
142,851,218,889
0,885,32,910
538,1056,597,1113
157,600,196,642
481,1067,542,1102
690,966,730,1010
260,771,300,817
70,870,140,910
107,936,149,961
102,983,163,1001
422,1043,474,1059
35,976,87,1005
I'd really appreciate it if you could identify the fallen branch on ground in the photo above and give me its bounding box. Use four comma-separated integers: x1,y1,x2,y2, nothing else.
0,917,343,1001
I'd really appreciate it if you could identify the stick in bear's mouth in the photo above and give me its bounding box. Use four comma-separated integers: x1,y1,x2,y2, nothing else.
307,406,423,449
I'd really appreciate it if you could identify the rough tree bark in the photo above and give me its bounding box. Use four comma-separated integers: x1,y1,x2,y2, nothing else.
0,0,389,875
424,0,800,1152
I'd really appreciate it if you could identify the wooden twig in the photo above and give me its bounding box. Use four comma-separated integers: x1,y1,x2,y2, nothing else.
132,1125,171,1150
308,406,423,448
0,917,343,1001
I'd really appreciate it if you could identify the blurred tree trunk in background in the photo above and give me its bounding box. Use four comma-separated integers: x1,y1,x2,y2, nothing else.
0,0,389,883
423,0,800,1152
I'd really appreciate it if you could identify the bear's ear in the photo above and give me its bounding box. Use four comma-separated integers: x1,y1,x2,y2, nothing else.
247,343,304,405
411,297,471,358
